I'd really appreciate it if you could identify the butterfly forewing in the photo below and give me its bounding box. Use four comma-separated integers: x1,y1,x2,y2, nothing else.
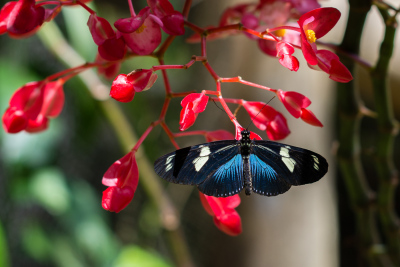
250,141,328,196
154,140,241,188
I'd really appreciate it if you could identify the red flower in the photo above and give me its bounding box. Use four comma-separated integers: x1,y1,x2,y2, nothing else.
115,7,162,56
309,49,353,83
147,0,185,35
0,0,45,38
2,80,65,134
179,93,209,131
102,152,139,213
277,90,322,127
2,81,44,133
205,130,234,142
87,14,126,61
297,7,340,65
199,192,242,236
276,41,299,71
110,69,158,102
242,101,290,140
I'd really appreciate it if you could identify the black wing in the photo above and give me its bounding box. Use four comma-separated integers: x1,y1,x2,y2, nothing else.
154,141,244,197
250,140,328,196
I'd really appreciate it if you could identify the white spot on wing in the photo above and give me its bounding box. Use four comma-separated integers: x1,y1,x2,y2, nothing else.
312,155,319,170
199,146,211,156
193,157,208,171
166,155,174,164
192,146,211,171
165,163,173,172
280,147,296,172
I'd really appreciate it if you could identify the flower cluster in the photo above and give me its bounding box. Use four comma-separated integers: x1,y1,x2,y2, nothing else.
1,0,351,236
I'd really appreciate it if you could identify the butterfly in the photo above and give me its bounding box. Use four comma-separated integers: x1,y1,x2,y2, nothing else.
154,130,328,197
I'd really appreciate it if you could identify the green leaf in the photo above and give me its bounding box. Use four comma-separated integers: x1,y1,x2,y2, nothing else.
29,168,71,215
113,246,173,267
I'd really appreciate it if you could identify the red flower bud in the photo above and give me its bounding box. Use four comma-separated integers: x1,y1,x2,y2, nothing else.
2,107,28,133
242,101,290,140
179,93,209,131
277,90,323,127
199,192,242,236
102,152,139,213
3,0,45,38
276,41,299,72
110,70,157,102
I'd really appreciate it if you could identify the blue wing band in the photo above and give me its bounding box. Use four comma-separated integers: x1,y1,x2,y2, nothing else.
250,154,291,196
197,154,244,197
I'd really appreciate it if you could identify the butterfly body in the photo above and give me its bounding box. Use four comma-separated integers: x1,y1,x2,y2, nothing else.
154,130,328,197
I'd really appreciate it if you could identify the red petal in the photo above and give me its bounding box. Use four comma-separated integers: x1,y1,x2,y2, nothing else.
41,80,64,118
328,59,353,83
127,69,157,92
300,31,318,65
199,192,214,216
266,113,290,140
0,2,16,35
7,0,45,36
181,93,209,113
87,14,115,46
299,7,340,39
277,90,311,118
160,11,184,35
25,113,48,133
114,7,151,33
242,101,281,131
110,74,135,102
9,81,44,120
122,18,161,55
179,102,196,131
279,54,299,71
213,211,242,236
98,36,126,61
102,186,135,213
218,194,241,209
276,41,295,57
2,107,28,133
300,108,323,127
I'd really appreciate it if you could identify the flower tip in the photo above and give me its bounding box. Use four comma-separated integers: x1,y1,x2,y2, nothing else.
102,186,134,213
2,107,28,133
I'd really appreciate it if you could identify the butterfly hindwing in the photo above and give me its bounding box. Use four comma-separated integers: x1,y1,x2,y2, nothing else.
250,141,328,196
154,141,241,189
249,154,291,196
197,153,244,197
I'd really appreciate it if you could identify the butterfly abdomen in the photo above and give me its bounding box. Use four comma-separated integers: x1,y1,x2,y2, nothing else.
243,156,252,195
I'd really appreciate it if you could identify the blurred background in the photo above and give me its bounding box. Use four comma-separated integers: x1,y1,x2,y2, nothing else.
1,0,399,266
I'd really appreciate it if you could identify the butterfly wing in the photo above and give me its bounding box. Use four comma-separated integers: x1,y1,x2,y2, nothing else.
250,141,328,196
154,141,244,196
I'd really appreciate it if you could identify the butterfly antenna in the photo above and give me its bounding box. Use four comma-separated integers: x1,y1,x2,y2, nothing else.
211,98,225,113
246,96,276,130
